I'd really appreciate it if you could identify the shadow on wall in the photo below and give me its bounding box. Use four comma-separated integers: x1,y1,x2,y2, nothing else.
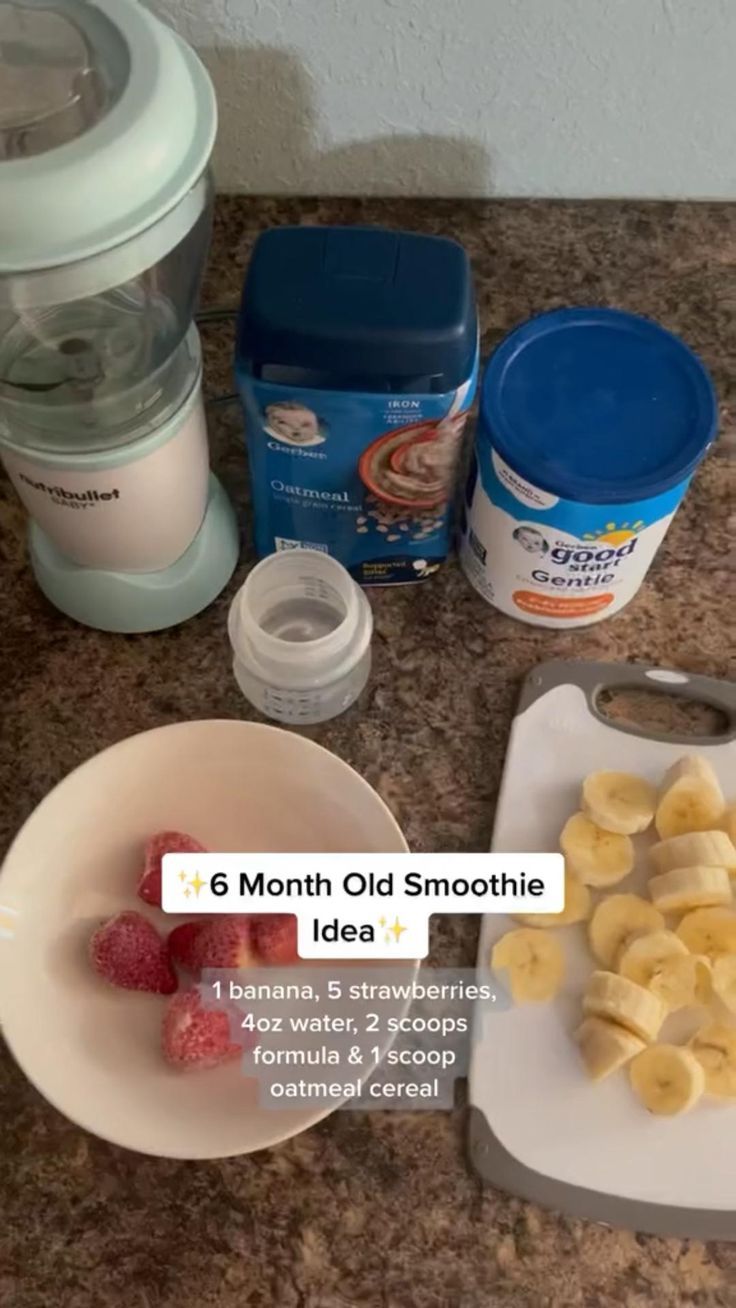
201,46,491,196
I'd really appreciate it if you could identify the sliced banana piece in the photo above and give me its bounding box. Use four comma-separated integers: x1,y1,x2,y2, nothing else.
617,928,686,978
662,753,722,792
655,755,725,840
689,1023,736,1097
629,1044,705,1115
711,956,736,1015
575,1016,645,1082
693,955,713,1004
648,865,732,914
650,830,736,876
583,971,666,1043
582,770,657,835
491,928,565,1003
560,813,634,887
617,929,701,1011
514,868,591,928
675,907,736,960
588,894,664,968
650,955,708,1012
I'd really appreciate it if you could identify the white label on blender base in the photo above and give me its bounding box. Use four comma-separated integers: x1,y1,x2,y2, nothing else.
1,392,210,572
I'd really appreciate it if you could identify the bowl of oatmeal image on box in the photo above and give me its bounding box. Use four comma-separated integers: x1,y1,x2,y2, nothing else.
358,412,469,510
0,720,416,1158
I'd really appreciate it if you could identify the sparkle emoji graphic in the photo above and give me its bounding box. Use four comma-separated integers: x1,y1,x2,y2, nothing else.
188,872,206,898
379,914,408,946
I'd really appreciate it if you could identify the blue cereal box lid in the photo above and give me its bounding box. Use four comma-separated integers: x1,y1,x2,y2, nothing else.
481,307,718,505
237,225,477,393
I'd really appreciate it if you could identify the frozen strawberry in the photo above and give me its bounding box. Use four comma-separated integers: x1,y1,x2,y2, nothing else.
252,914,299,964
90,911,178,994
162,987,242,1070
191,915,255,970
167,920,206,972
137,830,207,908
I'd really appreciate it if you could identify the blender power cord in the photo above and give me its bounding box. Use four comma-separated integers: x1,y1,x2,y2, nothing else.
196,307,239,325
196,305,239,408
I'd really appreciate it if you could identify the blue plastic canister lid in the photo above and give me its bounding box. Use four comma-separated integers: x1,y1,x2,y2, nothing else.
237,225,477,392
480,308,718,505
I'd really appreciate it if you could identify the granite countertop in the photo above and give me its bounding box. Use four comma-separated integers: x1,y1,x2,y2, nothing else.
1,197,735,1308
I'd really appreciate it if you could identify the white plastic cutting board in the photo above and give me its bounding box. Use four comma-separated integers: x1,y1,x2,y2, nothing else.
469,660,736,1238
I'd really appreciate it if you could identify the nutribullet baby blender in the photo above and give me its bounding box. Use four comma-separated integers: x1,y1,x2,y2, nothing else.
0,0,239,631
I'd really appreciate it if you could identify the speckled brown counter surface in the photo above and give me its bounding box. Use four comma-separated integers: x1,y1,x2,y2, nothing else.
1,198,735,1308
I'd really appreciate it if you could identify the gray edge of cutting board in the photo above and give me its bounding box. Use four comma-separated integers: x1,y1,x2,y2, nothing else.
518,660,736,744
468,658,736,1238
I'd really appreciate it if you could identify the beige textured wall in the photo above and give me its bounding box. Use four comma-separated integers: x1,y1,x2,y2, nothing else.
149,0,736,198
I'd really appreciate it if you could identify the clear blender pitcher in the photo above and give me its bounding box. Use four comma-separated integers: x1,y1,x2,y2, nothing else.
0,0,238,631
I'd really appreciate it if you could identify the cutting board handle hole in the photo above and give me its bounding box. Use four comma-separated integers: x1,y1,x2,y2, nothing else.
595,686,730,739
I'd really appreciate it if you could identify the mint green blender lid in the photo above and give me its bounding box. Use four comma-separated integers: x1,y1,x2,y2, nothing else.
0,0,216,272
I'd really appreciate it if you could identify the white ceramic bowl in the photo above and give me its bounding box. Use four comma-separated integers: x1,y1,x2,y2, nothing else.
0,720,411,1158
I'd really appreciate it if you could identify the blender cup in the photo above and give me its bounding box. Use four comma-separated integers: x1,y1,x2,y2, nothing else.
0,0,239,631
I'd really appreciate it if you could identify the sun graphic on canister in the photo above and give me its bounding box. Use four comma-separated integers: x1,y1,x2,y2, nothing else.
582,520,646,545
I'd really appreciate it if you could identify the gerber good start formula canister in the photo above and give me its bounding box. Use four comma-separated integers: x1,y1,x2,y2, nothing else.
236,226,478,585
460,307,718,628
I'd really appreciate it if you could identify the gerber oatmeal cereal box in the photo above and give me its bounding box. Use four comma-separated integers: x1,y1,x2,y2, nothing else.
236,225,478,585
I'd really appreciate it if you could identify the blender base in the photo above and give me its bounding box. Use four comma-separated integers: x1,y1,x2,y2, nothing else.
29,474,240,633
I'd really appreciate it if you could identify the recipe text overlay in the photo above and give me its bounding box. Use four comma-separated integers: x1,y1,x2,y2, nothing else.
200,966,506,1109
162,853,564,958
